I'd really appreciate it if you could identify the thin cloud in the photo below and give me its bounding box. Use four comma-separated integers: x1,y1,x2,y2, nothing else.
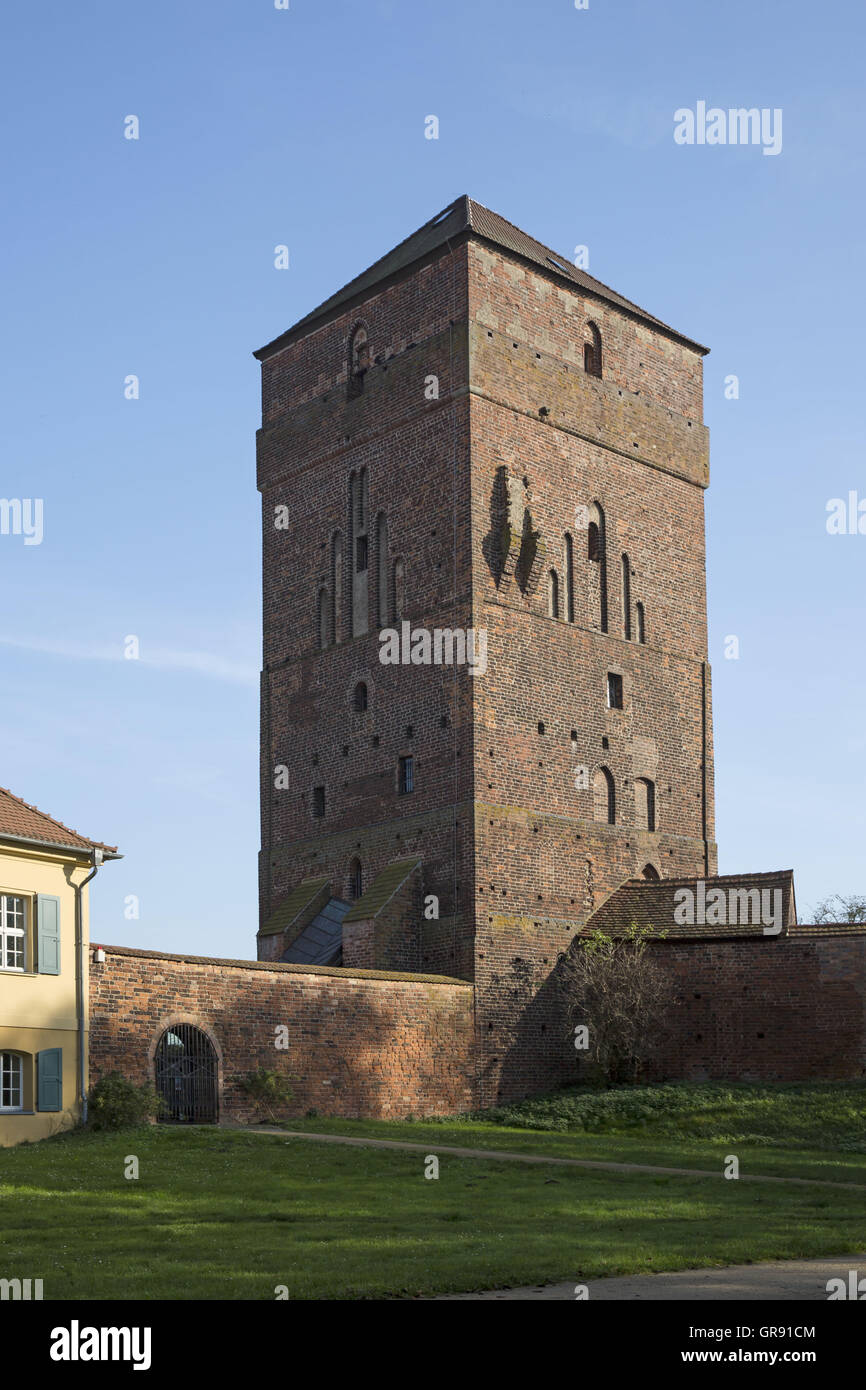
0,635,258,686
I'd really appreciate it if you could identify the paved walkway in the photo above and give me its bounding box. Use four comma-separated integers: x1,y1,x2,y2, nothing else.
225,1122,866,1191
434,1254,866,1300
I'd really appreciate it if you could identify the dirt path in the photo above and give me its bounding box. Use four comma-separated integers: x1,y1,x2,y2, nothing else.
434,1253,866,1300
225,1122,866,1191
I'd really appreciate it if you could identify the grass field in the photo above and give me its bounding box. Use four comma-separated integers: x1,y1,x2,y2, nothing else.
1,1082,864,1300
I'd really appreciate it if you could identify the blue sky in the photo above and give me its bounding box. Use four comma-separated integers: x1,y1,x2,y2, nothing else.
1,0,862,952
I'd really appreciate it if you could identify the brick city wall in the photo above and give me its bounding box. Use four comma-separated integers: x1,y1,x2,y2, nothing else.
90,945,475,1121
646,932,866,1082
475,929,866,1105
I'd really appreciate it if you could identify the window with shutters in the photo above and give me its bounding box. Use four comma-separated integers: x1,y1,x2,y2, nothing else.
0,895,26,971
0,1052,23,1111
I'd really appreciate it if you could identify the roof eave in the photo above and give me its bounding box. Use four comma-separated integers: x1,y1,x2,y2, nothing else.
0,831,122,861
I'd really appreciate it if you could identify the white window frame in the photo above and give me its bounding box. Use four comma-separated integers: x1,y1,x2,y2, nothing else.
0,1052,24,1112
0,895,26,972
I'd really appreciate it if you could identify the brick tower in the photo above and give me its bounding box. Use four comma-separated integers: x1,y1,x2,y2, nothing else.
254,196,717,1105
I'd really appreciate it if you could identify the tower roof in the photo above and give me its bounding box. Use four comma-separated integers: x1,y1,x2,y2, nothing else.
254,194,709,360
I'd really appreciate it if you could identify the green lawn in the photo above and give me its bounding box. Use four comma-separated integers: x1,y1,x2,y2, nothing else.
281,1080,866,1186
0,1082,865,1300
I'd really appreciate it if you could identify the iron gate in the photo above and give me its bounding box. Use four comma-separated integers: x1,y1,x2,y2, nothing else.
154,1024,218,1123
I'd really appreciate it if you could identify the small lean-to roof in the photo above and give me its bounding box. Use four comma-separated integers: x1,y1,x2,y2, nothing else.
254,195,709,361
342,857,422,924
258,876,331,938
0,785,119,857
280,897,350,967
584,870,797,940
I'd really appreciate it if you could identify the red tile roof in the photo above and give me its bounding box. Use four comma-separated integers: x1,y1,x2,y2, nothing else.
584,870,797,940
0,786,118,856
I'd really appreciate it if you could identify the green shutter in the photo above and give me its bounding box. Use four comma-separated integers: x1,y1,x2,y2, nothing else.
36,894,60,974
37,1048,62,1112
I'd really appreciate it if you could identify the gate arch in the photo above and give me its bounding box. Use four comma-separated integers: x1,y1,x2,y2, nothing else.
154,1023,218,1124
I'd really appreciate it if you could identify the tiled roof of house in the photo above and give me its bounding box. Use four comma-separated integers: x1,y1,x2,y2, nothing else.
584,870,797,940
0,786,118,856
254,195,709,360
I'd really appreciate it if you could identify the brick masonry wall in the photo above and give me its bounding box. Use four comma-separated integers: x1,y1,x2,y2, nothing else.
90,946,475,1120
646,934,866,1082
476,930,866,1106
465,241,715,1105
257,243,478,980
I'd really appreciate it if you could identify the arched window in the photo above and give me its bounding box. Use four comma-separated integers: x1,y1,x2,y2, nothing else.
349,858,363,900
331,533,343,644
548,569,559,619
593,766,615,825
634,778,656,832
318,588,329,649
636,601,646,645
353,681,368,713
393,558,405,622
376,513,389,627
584,321,602,379
347,324,369,399
348,471,369,637
588,502,607,633
642,863,660,880
622,553,631,640
564,533,575,622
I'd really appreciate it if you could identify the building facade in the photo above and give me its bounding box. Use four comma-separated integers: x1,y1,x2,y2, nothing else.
0,788,117,1146
255,196,718,1103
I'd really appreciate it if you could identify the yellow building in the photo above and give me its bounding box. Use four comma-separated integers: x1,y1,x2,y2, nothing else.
0,787,119,1146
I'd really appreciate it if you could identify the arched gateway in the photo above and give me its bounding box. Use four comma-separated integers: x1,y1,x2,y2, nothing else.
154,1024,218,1124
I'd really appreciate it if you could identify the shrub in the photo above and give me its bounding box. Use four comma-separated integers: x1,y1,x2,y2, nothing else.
88,1072,162,1131
557,922,670,1085
237,1068,295,1123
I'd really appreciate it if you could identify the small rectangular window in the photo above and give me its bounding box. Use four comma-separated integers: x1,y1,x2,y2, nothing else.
607,673,624,710
0,896,26,971
398,755,414,795
356,536,368,573
312,786,325,818
0,1052,23,1111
